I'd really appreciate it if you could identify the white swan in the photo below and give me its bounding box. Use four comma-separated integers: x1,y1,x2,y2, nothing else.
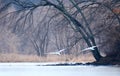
82,46,98,51
45,49,66,55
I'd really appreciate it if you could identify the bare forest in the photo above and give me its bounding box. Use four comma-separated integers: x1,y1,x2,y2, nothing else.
0,0,120,64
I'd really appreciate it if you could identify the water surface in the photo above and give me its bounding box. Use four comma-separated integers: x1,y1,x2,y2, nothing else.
0,63,120,76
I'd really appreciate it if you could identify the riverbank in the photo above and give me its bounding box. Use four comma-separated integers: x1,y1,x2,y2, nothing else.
92,56,120,65
0,53,119,65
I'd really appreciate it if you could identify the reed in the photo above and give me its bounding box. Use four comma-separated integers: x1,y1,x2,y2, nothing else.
0,53,95,62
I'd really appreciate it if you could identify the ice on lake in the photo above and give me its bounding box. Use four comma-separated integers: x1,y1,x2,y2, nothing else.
0,63,120,76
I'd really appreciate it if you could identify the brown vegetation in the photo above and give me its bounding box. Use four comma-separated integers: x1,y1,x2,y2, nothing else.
112,8,120,15
0,53,95,63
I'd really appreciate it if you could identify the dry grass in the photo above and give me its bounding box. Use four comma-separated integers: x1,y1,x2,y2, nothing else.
0,53,44,62
0,53,95,63
71,54,96,63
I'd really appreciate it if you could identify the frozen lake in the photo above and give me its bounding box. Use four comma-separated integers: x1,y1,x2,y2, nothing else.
0,63,120,76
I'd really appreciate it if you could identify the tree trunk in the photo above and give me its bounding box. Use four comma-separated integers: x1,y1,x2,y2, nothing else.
50,3,102,61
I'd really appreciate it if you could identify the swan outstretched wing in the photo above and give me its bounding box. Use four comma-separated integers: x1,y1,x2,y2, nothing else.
82,46,97,51
45,52,60,55
45,48,66,55
59,49,66,52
